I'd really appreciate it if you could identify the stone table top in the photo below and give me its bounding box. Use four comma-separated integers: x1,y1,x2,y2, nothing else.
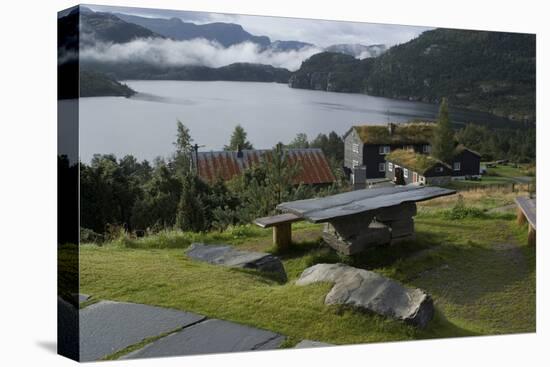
277,185,455,223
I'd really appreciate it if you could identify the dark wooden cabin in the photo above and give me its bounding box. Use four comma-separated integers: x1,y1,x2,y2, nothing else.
344,122,436,184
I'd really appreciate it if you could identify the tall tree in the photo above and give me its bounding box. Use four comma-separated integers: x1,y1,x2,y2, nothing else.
176,172,208,232
173,120,194,175
431,98,456,163
224,124,253,151
287,133,309,149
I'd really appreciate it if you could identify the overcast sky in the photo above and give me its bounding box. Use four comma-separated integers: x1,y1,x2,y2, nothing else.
85,4,433,47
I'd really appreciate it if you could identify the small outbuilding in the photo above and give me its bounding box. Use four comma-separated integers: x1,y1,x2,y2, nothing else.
385,149,452,186
451,145,482,179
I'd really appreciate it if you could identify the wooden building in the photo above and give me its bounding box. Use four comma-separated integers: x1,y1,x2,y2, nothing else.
451,145,481,179
385,149,453,186
193,148,336,186
344,122,436,184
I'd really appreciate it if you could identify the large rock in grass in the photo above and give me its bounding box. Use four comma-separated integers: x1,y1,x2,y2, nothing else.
296,263,434,328
186,243,287,281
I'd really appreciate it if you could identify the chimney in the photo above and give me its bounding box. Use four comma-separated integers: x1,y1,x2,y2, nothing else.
388,123,396,135
236,144,243,158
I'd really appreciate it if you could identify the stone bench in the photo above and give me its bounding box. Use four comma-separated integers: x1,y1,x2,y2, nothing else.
515,196,536,246
254,213,303,251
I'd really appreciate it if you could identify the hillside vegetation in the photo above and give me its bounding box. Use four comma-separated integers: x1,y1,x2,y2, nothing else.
79,70,135,98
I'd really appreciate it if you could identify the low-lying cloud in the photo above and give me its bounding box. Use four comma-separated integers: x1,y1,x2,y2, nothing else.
80,37,323,71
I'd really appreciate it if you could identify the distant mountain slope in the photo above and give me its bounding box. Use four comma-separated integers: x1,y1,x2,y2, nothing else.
325,43,386,58
80,70,136,97
271,40,315,51
114,13,270,48
290,29,536,122
80,8,163,46
288,52,370,92
83,61,291,83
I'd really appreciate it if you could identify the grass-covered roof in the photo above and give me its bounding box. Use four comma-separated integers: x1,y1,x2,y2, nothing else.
454,144,481,157
353,122,436,144
386,149,450,174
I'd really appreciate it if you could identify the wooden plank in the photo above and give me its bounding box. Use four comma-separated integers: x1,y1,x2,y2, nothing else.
515,197,536,229
278,186,455,223
254,213,302,228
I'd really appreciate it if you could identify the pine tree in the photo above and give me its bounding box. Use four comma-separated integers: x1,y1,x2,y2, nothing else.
224,124,253,151
287,133,309,148
431,98,456,163
175,173,207,232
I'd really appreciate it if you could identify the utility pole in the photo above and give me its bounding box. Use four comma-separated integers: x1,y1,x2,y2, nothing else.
192,143,205,176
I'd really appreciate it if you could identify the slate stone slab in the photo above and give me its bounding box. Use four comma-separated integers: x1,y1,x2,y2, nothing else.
515,196,536,229
296,263,434,328
375,202,417,222
78,294,90,303
278,186,455,223
186,243,287,281
386,218,415,238
58,297,79,360
323,222,390,255
122,319,285,359
294,340,333,348
79,301,205,362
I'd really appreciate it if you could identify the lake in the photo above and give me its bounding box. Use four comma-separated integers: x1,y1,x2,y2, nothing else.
79,80,510,162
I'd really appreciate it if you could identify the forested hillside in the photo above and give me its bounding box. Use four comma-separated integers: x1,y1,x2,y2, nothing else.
80,70,135,97
290,29,536,122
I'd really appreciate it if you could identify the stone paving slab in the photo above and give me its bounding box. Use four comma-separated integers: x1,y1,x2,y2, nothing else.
79,301,205,362
122,318,285,359
186,243,287,281
294,340,333,348
78,294,90,303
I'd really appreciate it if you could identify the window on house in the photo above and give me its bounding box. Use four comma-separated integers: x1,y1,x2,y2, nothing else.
453,162,461,171
379,145,390,155
379,163,385,172
352,159,359,167
435,167,444,173
404,145,414,151
404,168,409,178
388,162,393,172
352,143,359,154
423,145,431,153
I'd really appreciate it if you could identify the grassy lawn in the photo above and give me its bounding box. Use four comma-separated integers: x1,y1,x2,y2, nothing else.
485,163,533,178
79,190,535,349
444,163,534,190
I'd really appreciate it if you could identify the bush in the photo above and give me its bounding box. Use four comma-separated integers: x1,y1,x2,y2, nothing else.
441,195,487,220
80,227,104,244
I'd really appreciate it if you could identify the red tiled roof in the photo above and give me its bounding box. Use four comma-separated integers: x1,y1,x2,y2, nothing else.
195,148,336,185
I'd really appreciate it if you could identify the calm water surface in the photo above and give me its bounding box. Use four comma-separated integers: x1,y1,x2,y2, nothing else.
79,80,508,162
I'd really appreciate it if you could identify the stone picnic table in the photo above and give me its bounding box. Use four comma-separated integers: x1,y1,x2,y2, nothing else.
266,185,455,255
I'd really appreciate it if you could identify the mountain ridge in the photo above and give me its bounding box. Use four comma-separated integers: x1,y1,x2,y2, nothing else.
290,29,535,122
